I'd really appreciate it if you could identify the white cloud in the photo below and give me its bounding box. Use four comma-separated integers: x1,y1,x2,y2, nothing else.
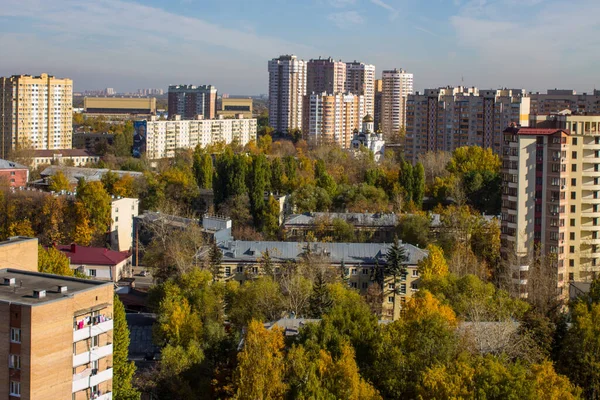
369,0,399,20
328,10,364,29
327,0,357,8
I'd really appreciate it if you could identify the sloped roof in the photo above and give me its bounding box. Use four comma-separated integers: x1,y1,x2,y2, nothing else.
0,158,27,170
56,244,130,266
40,166,143,184
219,240,427,266
32,149,98,158
283,212,398,228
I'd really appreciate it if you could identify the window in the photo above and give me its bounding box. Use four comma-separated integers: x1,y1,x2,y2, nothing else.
569,259,575,267
572,164,577,172
115,216,119,222
236,266,243,273
362,268,369,275
572,151,578,159
571,205,576,213
572,138,578,145
225,267,231,277
570,246,575,254
570,219,576,227
571,178,577,186
412,270,419,277
388,283,395,290
9,381,20,396
350,282,358,289
569,273,574,281
91,335,99,348
400,284,407,294
9,354,20,369
570,232,576,240
388,296,394,303
10,171,15,176
10,328,20,343
571,192,577,200
351,269,357,275
362,282,368,289
88,269,97,277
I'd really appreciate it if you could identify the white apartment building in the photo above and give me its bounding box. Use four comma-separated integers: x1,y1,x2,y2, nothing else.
381,68,413,140
405,87,530,162
345,61,376,118
268,55,307,133
302,92,365,148
140,115,257,159
110,197,139,252
0,74,73,157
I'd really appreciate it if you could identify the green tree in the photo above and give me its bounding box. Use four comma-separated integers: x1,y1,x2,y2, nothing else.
314,159,337,197
48,171,71,192
262,195,281,239
248,154,271,228
399,161,414,203
385,240,408,280
308,274,334,318
228,277,284,327
412,162,425,208
208,241,223,281
332,218,355,242
113,295,141,400
269,158,285,194
193,147,213,189
397,214,431,248
38,245,73,276
76,179,112,243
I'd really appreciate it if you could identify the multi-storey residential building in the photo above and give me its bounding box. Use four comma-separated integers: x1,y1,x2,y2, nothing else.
137,115,257,159
345,61,376,118
268,55,307,133
0,74,73,157
0,269,114,399
217,240,428,320
405,87,530,162
302,92,365,148
168,85,218,120
217,98,253,119
530,89,600,115
0,237,38,272
381,69,413,140
501,115,600,298
374,79,383,132
306,57,346,95
110,197,139,252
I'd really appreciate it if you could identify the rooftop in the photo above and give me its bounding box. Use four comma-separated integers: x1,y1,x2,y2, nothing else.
0,268,111,305
219,240,427,265
0,236,37,248
32,149,98,158
283,212,397,227
504,126,570,136
0,158,27,170
40,166,143,184
56,244,131,266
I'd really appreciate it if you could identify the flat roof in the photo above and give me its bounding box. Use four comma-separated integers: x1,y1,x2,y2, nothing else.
0,236,37,248
0,269,111,306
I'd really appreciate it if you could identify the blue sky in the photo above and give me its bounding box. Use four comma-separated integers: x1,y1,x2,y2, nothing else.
1,0,599,95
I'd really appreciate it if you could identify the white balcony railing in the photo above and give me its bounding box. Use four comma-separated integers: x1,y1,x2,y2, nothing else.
72,368,113,393
73,320,113,342
96,392,113,400
73,343,113,367
90,368,113,387
72,368,93,393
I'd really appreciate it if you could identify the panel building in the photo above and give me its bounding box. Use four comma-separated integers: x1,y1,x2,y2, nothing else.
302,92,365,148
0,74,73,157
268,55,307,133
404,87,530,162
501,114,600,298
530,89,600,115
0,269,113,400
168,85,218,120
306,57,346,94
345,61,376,118
137,116,257,159
83,97,156,117
381,68,413,140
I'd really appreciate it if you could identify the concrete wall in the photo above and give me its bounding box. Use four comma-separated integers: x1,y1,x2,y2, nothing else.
0,238,38,272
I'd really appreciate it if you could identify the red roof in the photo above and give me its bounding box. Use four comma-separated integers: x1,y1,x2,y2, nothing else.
56,244,130,266
504,127,570,136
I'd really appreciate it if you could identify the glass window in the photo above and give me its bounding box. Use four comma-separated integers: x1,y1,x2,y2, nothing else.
9,354,20,369
10,328,20,343
9,381,20,396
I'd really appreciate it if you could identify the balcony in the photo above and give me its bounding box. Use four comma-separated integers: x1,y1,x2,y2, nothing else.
90,367,113,387
72,368,113,393
73,343,113,367
582,196,600,205
97,392,113,400
72,368,93,392
74,320,113,342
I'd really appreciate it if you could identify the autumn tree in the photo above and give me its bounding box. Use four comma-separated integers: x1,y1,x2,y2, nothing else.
418,244,449,279
193,146,213,189
233,320,287,399
76,179,112,244
48,171,71,192
113,295,141,400
38,245,73,276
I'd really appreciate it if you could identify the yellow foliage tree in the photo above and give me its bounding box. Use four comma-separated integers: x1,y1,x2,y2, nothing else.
72,201,93,246
531,361,582,400
8,219,35,237
404,290,457,327
234,320,287,400
112,175,136,198
48,171,72,192
38,245,73,276
418,244,449,279
417,360,475,399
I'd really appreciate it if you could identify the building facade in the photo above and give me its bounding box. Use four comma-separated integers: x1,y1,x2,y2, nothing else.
168,85,218,120
0,269,113,400
405,87,530,162
381,69,413,140
501,117,600,298
30,149,100,168
57,244,132,282
83,97,156,117
351,116,385,162
217,98,253,119
0,159,28,187
0,74,73,157
374,79,383,132
139,116,257,159
268,55,307,133
530,89,600,115
0,237,38,272
110,197,139,252
345,61,376,118
302,92,365,148
306,57,347,95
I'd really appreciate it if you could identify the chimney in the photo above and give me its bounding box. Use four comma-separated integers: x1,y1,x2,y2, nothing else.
71,243,77,253
4,277,15,286
57,285,68,293
33,289,46,299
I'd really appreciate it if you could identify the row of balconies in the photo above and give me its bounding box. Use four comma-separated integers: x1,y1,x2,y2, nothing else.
72,367,113,394
73,343,113,368
73,319,113,342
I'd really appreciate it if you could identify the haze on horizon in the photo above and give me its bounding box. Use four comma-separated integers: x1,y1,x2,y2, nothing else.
1,0,599,95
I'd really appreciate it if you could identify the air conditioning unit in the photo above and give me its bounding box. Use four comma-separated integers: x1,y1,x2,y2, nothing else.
561,185,567,190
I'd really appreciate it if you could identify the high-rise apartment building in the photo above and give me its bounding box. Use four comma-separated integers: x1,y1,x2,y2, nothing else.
136,115,257,159
530,90,600,115
501,113,600,298
268,55,307,133
381,69,413,140
374,79,383,132
302,92,365,148
0,74,73,157
405,87,530,162
0,269,114,399
345,61,376,118
306,57,346,95
168,85,218,120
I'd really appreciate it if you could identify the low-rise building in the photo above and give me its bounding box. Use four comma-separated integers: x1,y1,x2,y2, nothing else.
72,132,115,152
110,198,139,252
282,212,398,243
37,166,143,187
0,159,28,187
0,268,114,400
56,244,132,282
218,240,427,320
84,97,156,118
217,98,253,119
31,149,100,168
351,115,385,161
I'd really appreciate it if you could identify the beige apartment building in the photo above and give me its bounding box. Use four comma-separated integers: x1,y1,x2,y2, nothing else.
530,89,600,115
268,55,307,133
374,79,383,132
405,87,530,162
381,68,413,141
307,57,347,95
345,61,376,118
83,97,156,117
0,74,73,157
302,92,365,148
217,98,253,119
0,269,113,400
501,114,600,298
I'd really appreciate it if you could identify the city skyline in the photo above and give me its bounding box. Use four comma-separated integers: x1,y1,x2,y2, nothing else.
2,0,600,94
